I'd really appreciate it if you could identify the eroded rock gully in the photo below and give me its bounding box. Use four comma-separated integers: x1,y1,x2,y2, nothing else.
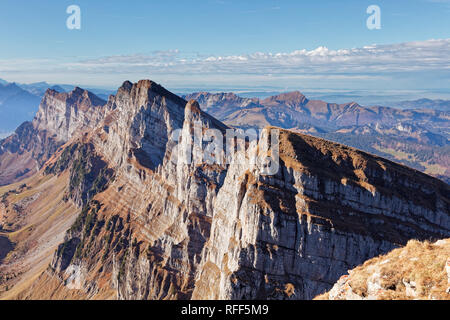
2,80,449,300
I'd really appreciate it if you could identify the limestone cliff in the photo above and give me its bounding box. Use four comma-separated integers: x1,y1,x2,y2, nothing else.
0,88,106,186
192,129,450,299
1,80,449,300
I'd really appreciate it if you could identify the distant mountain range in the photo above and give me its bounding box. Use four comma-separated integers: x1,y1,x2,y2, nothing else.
185,91,450,129
18,82,68,97
0,82,42,133
392,98,450,111
185,91,450,183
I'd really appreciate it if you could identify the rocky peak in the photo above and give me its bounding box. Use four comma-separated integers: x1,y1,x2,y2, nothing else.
138,80,187,106
0,86,107,185
92,80,191,172
262,91,309,107
185,99,202,115
34,87,107,142
1,80,449,301
44,86,104,109
119,80,133,92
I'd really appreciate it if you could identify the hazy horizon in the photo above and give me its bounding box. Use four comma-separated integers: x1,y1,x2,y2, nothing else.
0,0,449,92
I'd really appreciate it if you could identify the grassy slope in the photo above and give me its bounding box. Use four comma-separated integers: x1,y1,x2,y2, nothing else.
0,172,80,300
316,239,450,300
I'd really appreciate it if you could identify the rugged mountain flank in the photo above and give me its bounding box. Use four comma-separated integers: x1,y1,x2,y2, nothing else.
0,88,106,186
191,129,450,299
0,80,449,300
0,172,80,299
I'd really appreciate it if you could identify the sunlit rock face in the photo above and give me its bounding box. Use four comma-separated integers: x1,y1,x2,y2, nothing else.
192,130,450,299
0,88,107,186
2,80,449,300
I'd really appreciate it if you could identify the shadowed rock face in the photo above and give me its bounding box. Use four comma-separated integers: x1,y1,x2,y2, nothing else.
192,129,449,299
0,235,14,264
1,80,449,300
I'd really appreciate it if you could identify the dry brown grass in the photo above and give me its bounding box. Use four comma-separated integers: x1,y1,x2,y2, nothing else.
284,283,295,298
275,127,450,211
344,239,450,300
0,172,80,300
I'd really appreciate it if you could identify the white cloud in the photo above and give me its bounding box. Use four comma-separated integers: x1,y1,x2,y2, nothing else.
0,39,448,88
63,39,450,76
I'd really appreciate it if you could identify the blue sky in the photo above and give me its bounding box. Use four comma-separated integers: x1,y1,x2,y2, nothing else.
0,0,449,92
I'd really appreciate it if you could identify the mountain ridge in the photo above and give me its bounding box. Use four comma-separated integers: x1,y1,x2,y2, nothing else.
0,87,107,186
184,91,450,183
0,80,448,300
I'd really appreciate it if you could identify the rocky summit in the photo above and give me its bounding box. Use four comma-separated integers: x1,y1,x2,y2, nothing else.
0,80,449,300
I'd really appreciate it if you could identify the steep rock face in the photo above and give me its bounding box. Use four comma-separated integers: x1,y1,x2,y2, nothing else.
91,80,187,170
192,130,450,299
42,81,229,300
113,98,228,300
3,80,449,300
0,88,106,185
34,87,106,141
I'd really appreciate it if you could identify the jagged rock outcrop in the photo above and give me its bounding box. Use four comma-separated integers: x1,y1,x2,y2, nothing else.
34,87,106,141
192,130,450,299
1,80,449,300
0,88,106,185
45,81,230,299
